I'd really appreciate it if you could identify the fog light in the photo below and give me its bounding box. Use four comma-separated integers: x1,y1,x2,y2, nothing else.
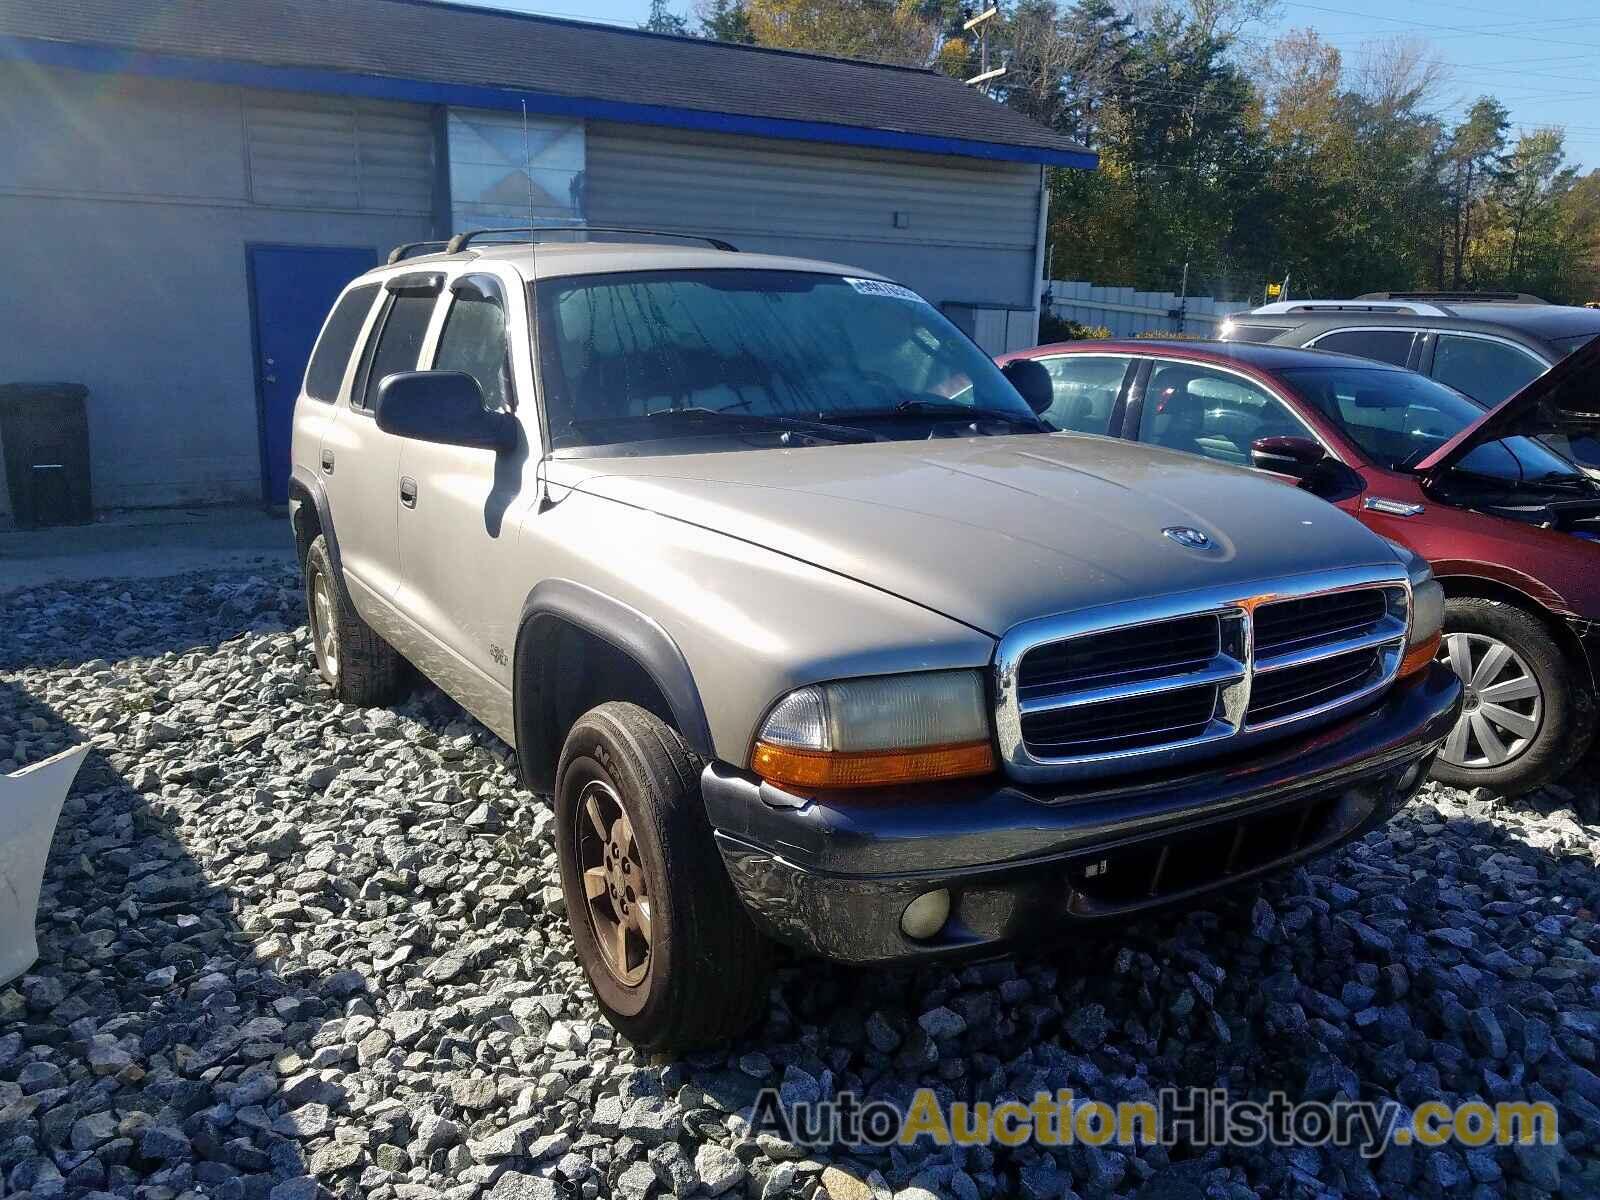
900,889,951,940
1397,758,1427,793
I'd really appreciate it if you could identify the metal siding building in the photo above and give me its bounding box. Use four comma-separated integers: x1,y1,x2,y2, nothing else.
0,0,1092,518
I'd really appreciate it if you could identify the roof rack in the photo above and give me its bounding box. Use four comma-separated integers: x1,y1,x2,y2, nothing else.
443,226,739,254
386,240,451,265
1355,290,1548,305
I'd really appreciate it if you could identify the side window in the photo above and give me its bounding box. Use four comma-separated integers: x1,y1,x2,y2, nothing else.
304,283,380,403
1138,363,1305,467
1432,335,1545,404
433,280,513,413
1036,355,1130,434
355,290,438,410
1311,329,1416,367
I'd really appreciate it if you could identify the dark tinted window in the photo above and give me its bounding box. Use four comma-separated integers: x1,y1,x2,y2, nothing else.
1432,334,1545,404
1219,322,1288,344
434,285,512,413
358,291,437,410
1311,329,1415,366
304,283,379,403
1137,362,1305,467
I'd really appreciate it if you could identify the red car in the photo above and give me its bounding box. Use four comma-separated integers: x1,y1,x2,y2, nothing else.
997,337,1600,794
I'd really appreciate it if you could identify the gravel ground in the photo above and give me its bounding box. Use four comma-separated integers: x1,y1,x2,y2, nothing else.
2,567,1598,1200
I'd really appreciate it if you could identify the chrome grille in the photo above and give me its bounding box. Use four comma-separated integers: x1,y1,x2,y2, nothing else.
994,567,1411,783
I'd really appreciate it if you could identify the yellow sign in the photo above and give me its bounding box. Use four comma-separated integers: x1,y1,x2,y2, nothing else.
1266,282,1282,299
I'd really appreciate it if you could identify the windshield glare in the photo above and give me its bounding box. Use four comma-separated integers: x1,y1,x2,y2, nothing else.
1277,364,1585,484
535,269,1035,451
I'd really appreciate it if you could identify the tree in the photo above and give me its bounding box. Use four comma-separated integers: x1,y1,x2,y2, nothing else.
1491,128,1577,290
641,0,691,35
697,0,757,42
743,0,945,66
1443,98,1510,287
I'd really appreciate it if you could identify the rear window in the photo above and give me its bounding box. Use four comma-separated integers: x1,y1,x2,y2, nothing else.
1218,322,1286,344
304,283,379,403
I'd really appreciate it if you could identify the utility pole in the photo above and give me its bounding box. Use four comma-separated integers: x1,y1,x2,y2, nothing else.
965,7,1004,90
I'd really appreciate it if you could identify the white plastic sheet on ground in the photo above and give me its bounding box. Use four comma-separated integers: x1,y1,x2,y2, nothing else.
0,744,87,985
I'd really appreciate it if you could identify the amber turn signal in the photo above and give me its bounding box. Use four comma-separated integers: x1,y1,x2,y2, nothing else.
1399,629,1442,679
751,739,995,790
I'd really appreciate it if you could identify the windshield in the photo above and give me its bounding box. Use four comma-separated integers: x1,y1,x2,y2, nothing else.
534,269,1038,452
1276,364,1587,486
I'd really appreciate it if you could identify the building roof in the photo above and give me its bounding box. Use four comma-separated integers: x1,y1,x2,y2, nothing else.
0,0,1096,168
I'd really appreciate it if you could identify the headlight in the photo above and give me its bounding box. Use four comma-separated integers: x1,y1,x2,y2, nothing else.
1388,540,1444,678
752,670,994,789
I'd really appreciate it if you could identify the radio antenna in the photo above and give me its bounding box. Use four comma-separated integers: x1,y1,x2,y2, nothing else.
522,100,538,239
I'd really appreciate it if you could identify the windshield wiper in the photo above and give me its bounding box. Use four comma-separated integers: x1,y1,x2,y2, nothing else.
592,406,880,443
815,400,1045,431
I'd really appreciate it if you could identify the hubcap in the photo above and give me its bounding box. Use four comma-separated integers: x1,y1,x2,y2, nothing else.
1437,632,1542,769
310,570,339,680
575,779,652,986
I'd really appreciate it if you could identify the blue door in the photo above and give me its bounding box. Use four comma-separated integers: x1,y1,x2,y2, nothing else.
249,245,376,504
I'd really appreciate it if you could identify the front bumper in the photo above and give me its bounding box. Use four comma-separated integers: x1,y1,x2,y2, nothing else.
704,663,1462,964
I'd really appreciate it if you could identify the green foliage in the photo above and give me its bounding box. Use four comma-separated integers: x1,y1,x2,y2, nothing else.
705,0,1600,304
642,0,692,35
1038,312,1110,341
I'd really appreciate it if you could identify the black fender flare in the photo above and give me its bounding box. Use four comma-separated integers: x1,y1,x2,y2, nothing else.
512,580,715,784
287,465,356,613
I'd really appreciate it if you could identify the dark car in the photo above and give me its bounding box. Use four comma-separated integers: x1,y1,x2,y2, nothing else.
998,336,1600,795
1217,293,1600,469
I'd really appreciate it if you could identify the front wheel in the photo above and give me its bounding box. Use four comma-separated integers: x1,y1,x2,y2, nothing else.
1430,597,1594,796
554,703,771,1051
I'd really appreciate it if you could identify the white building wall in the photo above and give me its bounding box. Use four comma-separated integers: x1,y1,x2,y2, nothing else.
0,63,436,518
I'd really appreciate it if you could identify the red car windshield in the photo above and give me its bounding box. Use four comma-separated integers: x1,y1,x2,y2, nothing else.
1277,364,1587,486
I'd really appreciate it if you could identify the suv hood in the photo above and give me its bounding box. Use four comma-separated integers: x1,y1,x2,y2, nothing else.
550,435,1399,636
1415,334,1600,483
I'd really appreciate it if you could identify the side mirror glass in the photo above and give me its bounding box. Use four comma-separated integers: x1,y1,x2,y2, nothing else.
374,371,516,452
1001,358,1054,417
1250,434,1325,478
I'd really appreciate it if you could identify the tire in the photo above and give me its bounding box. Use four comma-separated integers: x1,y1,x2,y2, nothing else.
554,702,770,1051
303,534,405,706
1430,596,1595,796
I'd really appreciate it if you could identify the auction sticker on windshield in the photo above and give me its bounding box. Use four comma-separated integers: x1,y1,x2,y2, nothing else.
844,277,927,303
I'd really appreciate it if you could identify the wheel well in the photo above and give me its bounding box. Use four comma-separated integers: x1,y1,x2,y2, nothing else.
289,484,322,570
514,616,680,793
1436,574,1596,691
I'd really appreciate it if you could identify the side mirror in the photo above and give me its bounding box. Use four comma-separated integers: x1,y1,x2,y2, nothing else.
1251,435,1325,479
1001,359,1054,416
375,371,517,452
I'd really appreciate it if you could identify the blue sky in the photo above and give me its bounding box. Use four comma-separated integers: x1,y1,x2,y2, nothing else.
469,0,1600,171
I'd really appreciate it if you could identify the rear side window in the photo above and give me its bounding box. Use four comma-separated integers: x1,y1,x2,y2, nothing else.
1311,329,1416,366
1432,335,1545,404
1219,323,1287,344
304,283,379,403
356,291,438,410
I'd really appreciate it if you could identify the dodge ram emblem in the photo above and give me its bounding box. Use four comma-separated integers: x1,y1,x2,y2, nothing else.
1163,526,1213,550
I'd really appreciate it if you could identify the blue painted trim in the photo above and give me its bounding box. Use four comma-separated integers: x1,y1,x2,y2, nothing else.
0,35,1098,170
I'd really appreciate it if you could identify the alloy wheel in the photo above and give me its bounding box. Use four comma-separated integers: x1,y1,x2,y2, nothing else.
575,778,652,986
1437,632,1542,769
310,569,340,681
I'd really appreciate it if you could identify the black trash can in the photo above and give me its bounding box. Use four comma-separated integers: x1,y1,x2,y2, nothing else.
0,383,92,529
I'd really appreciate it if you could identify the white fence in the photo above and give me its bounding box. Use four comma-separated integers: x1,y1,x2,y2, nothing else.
1044,280,1248,338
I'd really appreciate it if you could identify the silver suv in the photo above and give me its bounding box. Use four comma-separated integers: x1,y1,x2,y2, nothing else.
289,229,1461,1049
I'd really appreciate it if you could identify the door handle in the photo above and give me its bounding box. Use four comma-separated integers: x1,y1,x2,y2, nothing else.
321,450,335,475
400,477,418,509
